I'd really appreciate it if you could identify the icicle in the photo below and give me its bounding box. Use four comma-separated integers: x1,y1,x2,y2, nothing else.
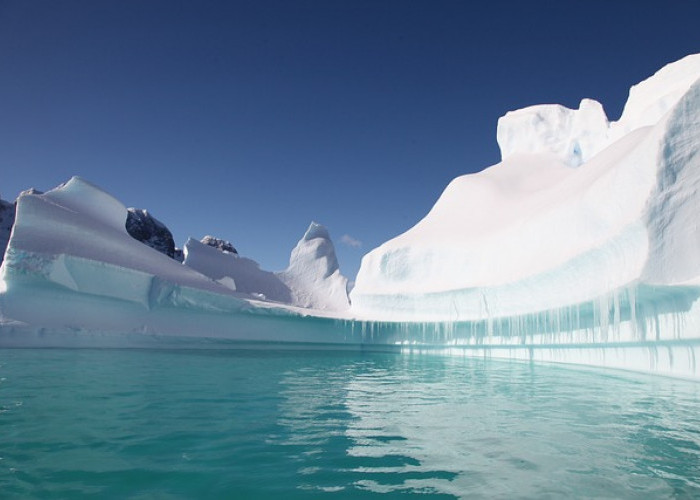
628,285,637,338
612,290,621,340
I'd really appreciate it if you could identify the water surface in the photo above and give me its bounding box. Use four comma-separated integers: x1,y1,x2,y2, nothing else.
1,349,699,498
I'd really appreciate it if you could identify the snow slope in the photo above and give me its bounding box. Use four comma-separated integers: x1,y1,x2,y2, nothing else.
350,54,700,323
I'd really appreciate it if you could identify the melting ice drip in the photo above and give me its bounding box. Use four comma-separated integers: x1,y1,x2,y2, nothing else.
340,283,700,378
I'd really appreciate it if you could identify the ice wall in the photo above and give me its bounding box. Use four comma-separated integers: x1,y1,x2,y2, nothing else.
347,54,700,378
351,55,700,322
0,177,350,343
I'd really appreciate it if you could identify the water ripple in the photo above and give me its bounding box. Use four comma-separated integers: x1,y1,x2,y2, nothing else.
0,349,699,498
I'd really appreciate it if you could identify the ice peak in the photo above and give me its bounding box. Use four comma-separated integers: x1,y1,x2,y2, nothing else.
302,221,331,242
200,235,238,254
614,53,700,135
279,223,349,310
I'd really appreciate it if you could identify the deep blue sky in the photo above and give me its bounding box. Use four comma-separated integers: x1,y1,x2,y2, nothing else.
1,1,699,279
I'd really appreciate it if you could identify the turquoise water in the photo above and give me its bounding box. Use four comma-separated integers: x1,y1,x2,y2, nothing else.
1,349,699,499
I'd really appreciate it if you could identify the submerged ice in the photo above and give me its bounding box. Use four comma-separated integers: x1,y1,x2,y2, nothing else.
2,54,700,379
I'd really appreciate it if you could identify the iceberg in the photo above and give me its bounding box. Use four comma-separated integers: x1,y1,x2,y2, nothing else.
1,54,700,379
346,54,700,378
352,54,700,320
182,222,349,310
0,177,353,346
277,222,350,311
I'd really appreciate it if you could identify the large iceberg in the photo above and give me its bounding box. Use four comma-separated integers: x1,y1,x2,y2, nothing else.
1,54,700,379
0,177,352,345
351,54,700,321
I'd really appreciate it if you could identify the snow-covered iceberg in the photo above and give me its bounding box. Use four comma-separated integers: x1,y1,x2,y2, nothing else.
347,54,700,378
277,222,350,311
2,54,700,379
0,177,353,345
352,54,700,321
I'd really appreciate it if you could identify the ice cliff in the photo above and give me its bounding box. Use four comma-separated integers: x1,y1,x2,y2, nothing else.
351,53,700,323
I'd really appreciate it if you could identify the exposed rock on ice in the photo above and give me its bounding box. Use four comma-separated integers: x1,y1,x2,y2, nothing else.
200,235,238,254
0,196,15,265
125,208,177,259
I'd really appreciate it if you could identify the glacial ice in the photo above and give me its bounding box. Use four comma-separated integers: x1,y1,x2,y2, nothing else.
277,222,350,311
1,54,700,379
351,54,700,321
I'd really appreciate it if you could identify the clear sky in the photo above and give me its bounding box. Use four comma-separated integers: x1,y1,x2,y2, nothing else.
1,1,699,279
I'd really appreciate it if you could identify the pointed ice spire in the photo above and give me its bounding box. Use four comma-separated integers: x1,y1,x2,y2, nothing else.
279,222,349,310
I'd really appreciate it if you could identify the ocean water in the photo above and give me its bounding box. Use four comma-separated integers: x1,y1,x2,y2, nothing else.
1,349,699,499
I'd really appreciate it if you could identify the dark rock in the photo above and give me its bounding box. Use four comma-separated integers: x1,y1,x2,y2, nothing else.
201,235,238,254
125,208,176,258
173,248,184,263
0,197,15,264
19,188,43,197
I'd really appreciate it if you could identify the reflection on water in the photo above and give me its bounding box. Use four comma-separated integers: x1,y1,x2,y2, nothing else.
275,354,700,498
1,349,699,498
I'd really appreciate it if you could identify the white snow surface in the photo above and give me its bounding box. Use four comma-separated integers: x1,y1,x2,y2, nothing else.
183,237,292,301
497,53,700,167
0,177,238,305
278,222,350,311
351,54,700,321
182,222,348,310
0,177,349,332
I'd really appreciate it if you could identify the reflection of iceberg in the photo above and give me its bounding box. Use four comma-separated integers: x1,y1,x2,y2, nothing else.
2,55,700,379
273,354,690,496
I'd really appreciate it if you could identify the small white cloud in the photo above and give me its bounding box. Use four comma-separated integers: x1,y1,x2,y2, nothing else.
341,234,362,248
